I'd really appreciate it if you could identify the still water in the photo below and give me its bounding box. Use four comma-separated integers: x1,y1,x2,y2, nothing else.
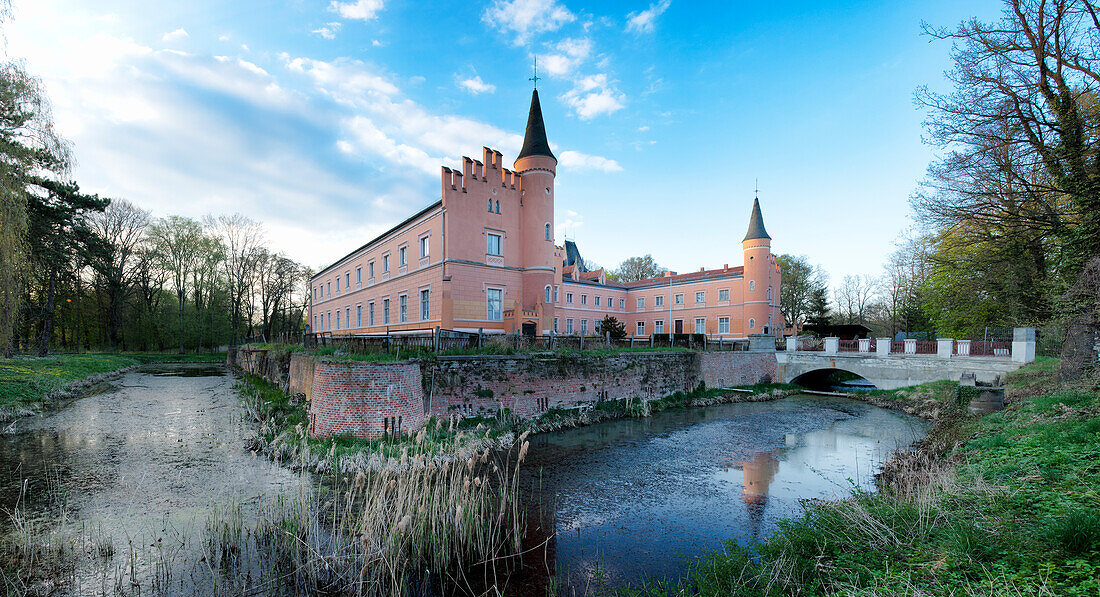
513,395,929,595
0,364,309,594
1,367,927,596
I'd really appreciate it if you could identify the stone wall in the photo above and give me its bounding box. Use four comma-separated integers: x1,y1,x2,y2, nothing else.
309,361,426,439
231,346,779,439
423,350,777,418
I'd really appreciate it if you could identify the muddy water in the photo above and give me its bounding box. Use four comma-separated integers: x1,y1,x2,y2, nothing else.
512,395,929,595
0,364,309,595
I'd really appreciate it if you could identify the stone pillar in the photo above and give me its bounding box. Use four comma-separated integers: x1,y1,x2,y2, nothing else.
956,340,971,356
858,338,871,353
748,334,776,352
824,337,839,354
1012,327,1036,363
904,339,917,354
876,338,891,356
937,338,954,358
786,337,798,352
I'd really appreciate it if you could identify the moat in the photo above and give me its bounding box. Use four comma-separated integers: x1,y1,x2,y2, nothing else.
0,365,928,595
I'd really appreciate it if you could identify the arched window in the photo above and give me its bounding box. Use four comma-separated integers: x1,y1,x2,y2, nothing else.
545,286,552,303
545,223,551,240
766,287,772,301
495,201,500,214
749,280,756,291
749,318,756,330
487,198,492,211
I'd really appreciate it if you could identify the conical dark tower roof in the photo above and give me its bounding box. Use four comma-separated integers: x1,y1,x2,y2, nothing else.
517,89,555,161
743,197,771,242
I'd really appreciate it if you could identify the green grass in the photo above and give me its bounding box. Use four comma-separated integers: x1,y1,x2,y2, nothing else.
0,352,225,410
631,357,1100,597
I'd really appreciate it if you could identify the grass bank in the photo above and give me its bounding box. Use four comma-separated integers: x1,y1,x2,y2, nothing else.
0,352,226,418
630,358,1099,597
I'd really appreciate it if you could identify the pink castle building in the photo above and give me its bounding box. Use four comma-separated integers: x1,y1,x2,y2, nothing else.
308,90,784,340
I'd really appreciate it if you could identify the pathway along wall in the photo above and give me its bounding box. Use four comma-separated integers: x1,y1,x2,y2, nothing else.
230,347,778,440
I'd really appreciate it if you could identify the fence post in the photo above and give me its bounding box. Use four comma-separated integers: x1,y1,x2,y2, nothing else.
630,336,635,348
478,328,483,349
580,333,585,350
876,338,891,357
550,331,555,350
605,332,610,347
434,326,440,352
936,338,954,358
1012,327,1036,363
824,337,839,354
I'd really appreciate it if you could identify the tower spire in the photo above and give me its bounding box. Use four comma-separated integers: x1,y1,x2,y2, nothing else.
743,191,771,242
517,87,555,161
530,55,540,89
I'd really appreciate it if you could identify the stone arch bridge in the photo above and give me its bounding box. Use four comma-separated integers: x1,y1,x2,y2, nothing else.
773,330,1036,390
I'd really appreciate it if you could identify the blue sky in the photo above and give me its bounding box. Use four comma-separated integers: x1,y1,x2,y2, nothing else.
5,0,1004,288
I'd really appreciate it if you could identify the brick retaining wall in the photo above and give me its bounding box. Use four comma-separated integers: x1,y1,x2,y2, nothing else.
231,346,778,440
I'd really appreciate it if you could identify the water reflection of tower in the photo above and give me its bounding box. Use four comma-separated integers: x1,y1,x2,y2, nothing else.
740,450,780,539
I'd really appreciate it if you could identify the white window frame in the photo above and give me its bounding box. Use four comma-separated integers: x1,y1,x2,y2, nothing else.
356,267,362,284
545,286,552,303
369,302,375,326
420,235,429,258
695,318,705,334
399,294,408,323
420,288,430,321
718,316,730,334
356,305,362,327
581,294,588,306
749,280,755,291
382,254,390,273
636,321,645,336
718,288,730,301
369,261,375,279
566,319,574,334
655,320,664,334
383,298,390,324
566,292,574,305
486,288,503,321
486,233,502,256
749,318,755,330
695,291,705,304
674,293,684,305
545,223,551,241
655,295,664,307
637,297,645,310
399,246,407,267
581,319,588,335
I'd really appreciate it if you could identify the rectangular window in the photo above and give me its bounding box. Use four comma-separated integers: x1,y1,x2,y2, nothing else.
336,310,341,330
718,289,729,302
655,320,664,334
718,317,730,334
554,287,559,302
356,305,362,327
581,319,588,335
383,255,390,273
655,295,664,307
346,308,350,329
695,291,705,304
313,287,317,300
369,302,375,326
620,299,625,309
553,317,559,333
581,294,588,306
420,289,430,321
595,319,602,334
595,296,601,307
636,321,645,336
675,293,684,305
327,282,331,296
487,288,502,321
369,261,375,279
486,233,502,256
383,299,390,324
566,319,574,334
566,293,574,305
420,236,429,258
695,318,706,334
336,277,341,292
637,298,645,310
313,315,317,330
346,273,350,288
399,295,407,323
356,268,361,284
399,247,407,267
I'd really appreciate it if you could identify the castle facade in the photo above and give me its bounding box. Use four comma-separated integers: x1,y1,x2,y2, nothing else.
308,90,784,339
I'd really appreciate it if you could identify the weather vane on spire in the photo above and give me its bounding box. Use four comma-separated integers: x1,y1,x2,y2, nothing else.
530,56,540,89
754,178,759,199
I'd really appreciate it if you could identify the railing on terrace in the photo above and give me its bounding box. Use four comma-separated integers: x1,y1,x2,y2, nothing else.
301,329,755,355
965,340,1012,357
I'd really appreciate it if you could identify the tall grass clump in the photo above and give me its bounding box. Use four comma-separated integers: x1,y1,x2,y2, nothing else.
203,436,531,596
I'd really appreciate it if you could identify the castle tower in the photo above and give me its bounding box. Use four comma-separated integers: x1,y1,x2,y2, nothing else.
742,196,775,335
514,88,557,334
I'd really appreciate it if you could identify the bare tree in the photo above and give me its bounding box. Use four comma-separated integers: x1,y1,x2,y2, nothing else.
206,213,263,344
834,275,878,326
148,216,203,354
89,199,150,348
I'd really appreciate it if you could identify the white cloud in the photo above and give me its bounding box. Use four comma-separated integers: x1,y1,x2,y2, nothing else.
637,125,649,132
372,39,384,47
457,75,496,94
329,0,384,21
311,22,342,39
626,0,671,34
285,56,400,101
540,37,590,77
218,34,230,41
162,28,189,42
558,150,622,172
562,73,625,119
483,0,575,45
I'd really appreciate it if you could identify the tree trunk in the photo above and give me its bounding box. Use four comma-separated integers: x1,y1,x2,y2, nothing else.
177,292,185,354
37,270,56,357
